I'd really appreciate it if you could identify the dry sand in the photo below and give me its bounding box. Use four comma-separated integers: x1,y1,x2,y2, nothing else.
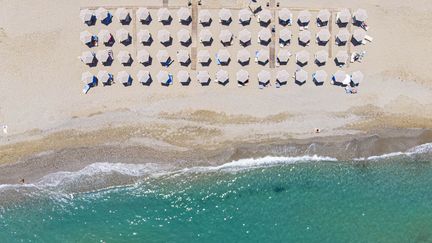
0,0,432,182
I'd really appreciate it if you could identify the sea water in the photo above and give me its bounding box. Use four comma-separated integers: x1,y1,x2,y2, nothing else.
1,146,432,242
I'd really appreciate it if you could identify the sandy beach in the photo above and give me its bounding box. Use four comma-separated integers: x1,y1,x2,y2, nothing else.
1,0,432,183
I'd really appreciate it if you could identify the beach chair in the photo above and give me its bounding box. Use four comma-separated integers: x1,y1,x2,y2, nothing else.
82,84,91,94
350,52,357,63
168,74,173,85
364,35,373,42
2,125,8,134
216,54,221,65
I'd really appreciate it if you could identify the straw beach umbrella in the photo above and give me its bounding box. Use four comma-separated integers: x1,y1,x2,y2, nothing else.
317,9,331,26
177,29,191,45
96,49,112,64
315,50,328,66
298,30,311,46
353,9,368,25
177,70,191,85
137,70,152,85
98,29,113,45
116,28,130,44
137,7,151,23
137,49,151,64
176,50,190,65
219,29,233,45
97,70,112,85
336,29,350,45
296,50,310,66
257,49,269,65
258,9,272,26
80,9,94,25
278,8,292,26
117,71,131,85
238,8,252,25
219,8,232,25
249,1,262,14
137,29,152,44
297,10,311,26
157,8,172,24
216,70,229,85
335,50,348,66
81,71,95,84
177,7,191,24
279,29,292,46
333,70,349,86
239,29,252,46
313,70,327,85
197,71,211,85
80,51,96,65
276,70,290,85
295,69,308,85
199,10,212,26
157,70,171,85
237,49,250,65
115,8,131,24
199,29,213,45
80,30,93,45
157,50,170,65
258,28,272,45
258,70,271,86
117,51,131,65
198,50,211,65
236,69,249,85
277,49,291,65
217,49,231,65
351,71,364,86
95,7,110,24
316,29,331,45
337,9,351,26
157,29,172,45
352,29,366,45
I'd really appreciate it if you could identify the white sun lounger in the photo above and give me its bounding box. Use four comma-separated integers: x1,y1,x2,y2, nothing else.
364,35,373,42
82,84,91,94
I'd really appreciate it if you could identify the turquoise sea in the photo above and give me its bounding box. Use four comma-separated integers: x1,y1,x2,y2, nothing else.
1,145,432,242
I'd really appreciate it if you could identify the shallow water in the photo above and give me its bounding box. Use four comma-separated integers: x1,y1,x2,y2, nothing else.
1,151,432,242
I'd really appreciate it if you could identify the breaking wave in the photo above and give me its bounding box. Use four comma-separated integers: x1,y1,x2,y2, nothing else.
0,142,431,197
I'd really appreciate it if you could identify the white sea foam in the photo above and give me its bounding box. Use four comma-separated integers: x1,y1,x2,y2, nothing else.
0,155,336,193
36,162,167,188
0,163,169,195
354,142,432,161
180,155,337,173
407,142,432,154
1,142,431,194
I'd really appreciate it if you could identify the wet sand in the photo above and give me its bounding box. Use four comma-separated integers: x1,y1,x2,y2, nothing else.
1,0,432,184
1,126,431,184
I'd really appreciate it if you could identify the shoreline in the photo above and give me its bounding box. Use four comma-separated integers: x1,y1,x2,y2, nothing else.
1,126,431,185
0,0,432,188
